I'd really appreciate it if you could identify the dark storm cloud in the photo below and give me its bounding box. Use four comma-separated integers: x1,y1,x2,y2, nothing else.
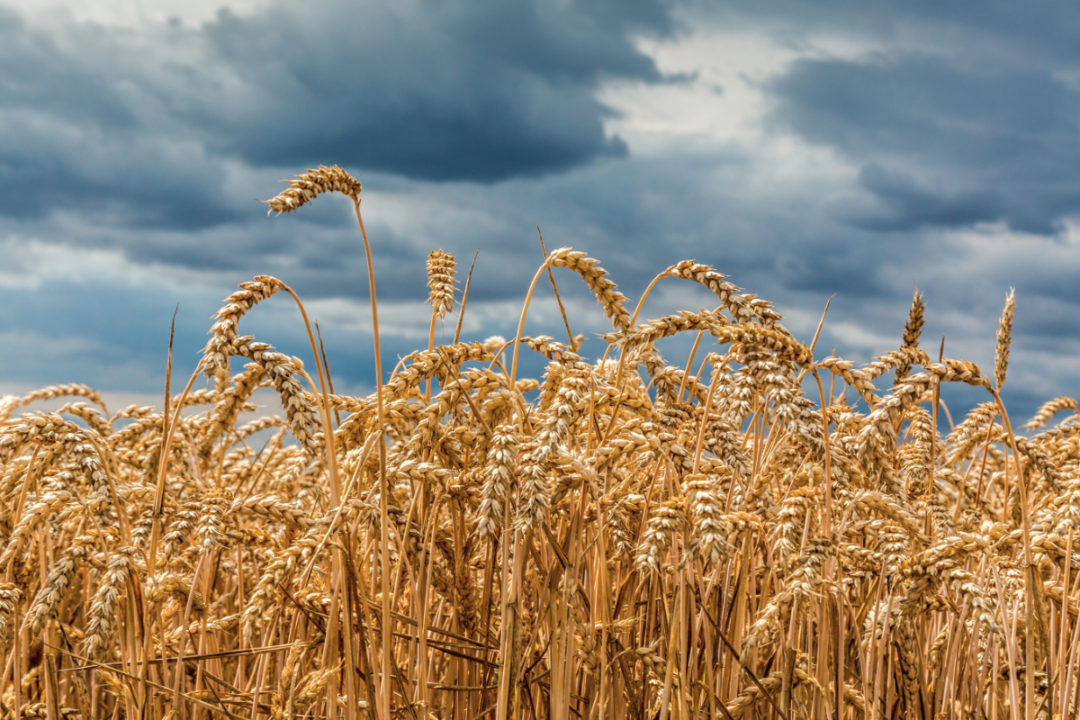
0,0,676,236
768,53,1080,234
0,8,132,127
848,164,1000,232
192,0,673,181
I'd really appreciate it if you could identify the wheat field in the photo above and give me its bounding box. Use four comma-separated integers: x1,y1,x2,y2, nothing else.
1,166,1078,719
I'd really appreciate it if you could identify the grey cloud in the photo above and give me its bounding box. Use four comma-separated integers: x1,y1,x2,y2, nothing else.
778,252,889,297
0,8,134,129
0,9,247,228
0,279,211,389
849,164,1000,232
769,53,1080,234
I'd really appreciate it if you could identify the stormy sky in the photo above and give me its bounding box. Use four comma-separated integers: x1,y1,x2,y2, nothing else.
2,0,1078,420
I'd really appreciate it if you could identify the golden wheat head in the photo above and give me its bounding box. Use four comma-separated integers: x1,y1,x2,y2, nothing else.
264,164,362,214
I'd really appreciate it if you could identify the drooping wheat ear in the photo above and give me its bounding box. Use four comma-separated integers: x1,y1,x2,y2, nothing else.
71,436,112,512
860,361,989,463
896,289,925,383
1014,434,1069,490
291,663,342,716
668,260,786,329
893,620,922,714
27,533,96,636
380,342,494,401
55,402,111,437
426,249,457,320
18,383,106,410
0,395,18,423
198,364,267,461
816,356,876,404
546,247,631,331
0,582,21,636
1025,396,1078,430
264,164,362,215
229,337,321,455
863,347,933,384
713,323,815,367
994,288,1015,389
520,335,583,364
203,276,288,380
160,501,199,559
242,531,320,645
603,308,730,349
725,664,816,718
945,400,998,464
0,489,71,569
0,412,72,462
229,494,316,529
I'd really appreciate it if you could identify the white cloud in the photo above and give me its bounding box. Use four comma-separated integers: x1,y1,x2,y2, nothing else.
4,0,263,27
0,234,137,289
599,30,796,154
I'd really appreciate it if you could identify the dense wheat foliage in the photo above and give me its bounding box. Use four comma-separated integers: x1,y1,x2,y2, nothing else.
2,168,1079,720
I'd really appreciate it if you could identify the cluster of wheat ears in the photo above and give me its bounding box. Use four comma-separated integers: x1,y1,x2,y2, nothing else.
1,166,1078,720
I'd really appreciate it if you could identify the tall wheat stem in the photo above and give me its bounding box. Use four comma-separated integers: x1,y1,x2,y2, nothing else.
352,198,391,720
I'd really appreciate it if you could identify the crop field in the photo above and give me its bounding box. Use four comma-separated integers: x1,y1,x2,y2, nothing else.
1,166,1078,719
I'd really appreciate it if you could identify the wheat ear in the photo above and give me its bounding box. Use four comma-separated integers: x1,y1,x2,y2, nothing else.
264,164,362,214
